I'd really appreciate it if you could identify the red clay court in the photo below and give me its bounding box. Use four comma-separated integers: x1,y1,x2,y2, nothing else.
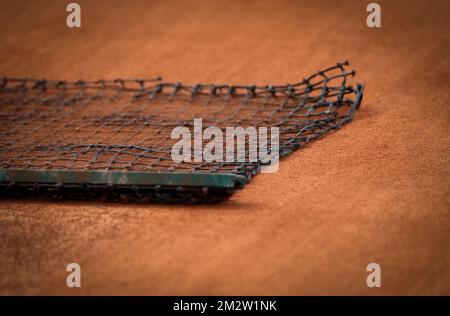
0,0,448,295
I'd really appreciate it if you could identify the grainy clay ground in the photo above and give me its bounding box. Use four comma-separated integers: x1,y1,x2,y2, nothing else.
0,0,449,295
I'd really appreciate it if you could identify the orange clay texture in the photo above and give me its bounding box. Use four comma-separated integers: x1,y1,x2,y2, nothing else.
0,0,448,295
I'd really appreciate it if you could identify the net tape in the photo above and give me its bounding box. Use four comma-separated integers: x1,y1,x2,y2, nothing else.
0,61,363,202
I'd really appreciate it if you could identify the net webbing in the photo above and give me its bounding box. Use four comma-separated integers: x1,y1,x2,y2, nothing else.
0,61,363,202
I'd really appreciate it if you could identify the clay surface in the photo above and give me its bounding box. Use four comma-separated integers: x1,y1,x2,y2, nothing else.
0,0,448,295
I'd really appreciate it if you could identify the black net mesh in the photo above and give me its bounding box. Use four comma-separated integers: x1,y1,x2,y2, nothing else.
0,61,363,203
